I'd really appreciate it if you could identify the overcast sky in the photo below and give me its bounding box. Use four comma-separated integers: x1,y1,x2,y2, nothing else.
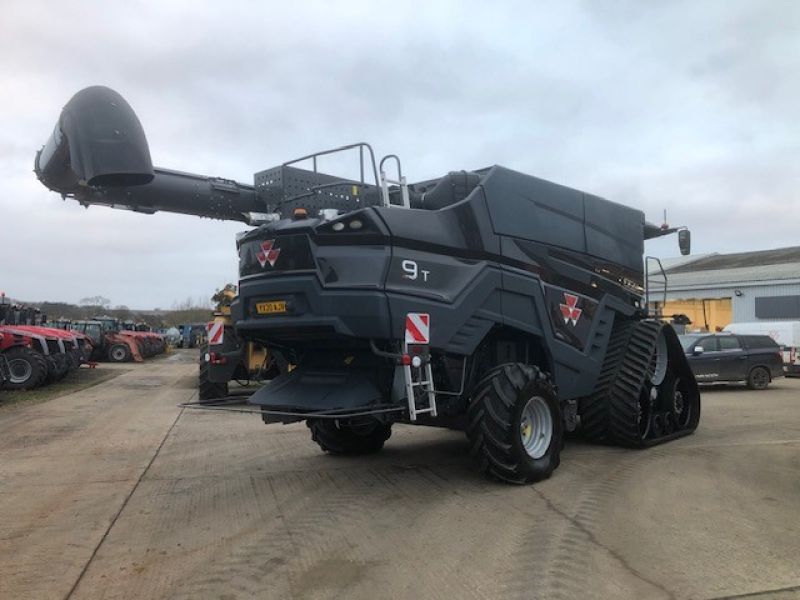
1,0,798,309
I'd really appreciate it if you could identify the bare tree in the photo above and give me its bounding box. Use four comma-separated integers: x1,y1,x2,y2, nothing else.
79,295,111,308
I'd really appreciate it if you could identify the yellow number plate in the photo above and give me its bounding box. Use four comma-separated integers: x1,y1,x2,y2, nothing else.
255,301,287,315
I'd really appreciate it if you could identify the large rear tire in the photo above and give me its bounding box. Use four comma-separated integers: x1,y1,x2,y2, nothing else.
466,363,562,485
307,419,392,455
198,343,229,403
108,343,132,363
3,347,48,390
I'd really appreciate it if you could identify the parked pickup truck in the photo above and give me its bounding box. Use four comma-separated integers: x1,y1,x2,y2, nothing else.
679,333,784,390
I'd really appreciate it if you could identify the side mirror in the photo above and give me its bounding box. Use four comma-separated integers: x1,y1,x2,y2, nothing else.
693,346,704,356
678,229,691,256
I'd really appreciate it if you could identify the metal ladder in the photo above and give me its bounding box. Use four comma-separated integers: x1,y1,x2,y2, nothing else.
379,155,410,208
402,343,437,421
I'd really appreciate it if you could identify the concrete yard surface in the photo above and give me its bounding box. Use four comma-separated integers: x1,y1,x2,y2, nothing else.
1,350,799,599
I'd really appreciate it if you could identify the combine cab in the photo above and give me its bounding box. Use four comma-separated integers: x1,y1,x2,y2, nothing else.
35,86,701,483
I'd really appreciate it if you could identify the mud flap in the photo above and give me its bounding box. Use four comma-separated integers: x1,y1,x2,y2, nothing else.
248,367,385,423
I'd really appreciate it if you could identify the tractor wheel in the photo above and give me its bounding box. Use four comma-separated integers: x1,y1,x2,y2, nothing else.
466,363,562,485
747,366,770,390
52,353,71,380
198,345,229,403
108,344,132,363
43,355,59,383
307,418,392,455
3,347,48,390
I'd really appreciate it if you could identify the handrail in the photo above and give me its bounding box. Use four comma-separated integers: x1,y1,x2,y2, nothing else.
283,142,379,186
644,256,668,317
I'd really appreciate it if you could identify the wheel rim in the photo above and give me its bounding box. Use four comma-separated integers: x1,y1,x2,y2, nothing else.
753,369,768,388
671,377,686,429
111,347,126,361
519,395,553,459
652,413,664,437
664,412,675,434
8,358,33,384
648,331,669,386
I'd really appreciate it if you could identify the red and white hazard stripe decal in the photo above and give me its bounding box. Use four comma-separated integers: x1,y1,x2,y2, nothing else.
207,321,224,345
405,313,430,344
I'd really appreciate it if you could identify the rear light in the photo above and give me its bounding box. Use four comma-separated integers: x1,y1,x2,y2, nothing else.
209,352,227,365
400,351,424,367
315,211,378,236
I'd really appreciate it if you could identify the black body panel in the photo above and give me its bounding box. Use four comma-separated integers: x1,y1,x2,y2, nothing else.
249,368,384,414
231,166,649,401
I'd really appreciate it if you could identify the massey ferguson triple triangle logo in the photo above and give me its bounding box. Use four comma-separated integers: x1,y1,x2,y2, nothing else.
559,293,582,326
256,239,280,268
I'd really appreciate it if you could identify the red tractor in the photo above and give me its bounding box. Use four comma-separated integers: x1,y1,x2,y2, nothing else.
0,325,52,390
0,334,10,386
0,325,87,385
70,319,142,362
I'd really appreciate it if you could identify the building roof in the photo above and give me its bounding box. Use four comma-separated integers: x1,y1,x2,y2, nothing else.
666,246,800,274
648,246,800,291
653,254,714,271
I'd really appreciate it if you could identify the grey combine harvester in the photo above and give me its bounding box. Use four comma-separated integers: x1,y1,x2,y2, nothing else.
35,86,700,483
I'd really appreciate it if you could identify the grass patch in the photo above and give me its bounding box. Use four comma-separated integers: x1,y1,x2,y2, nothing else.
0,366,125,412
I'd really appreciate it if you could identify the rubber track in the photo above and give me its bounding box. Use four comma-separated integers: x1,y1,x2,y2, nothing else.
606,320,661,447
581,319,698,448
579,318,635,443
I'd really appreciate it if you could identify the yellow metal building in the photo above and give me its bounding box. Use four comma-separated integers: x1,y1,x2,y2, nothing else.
647,247,800,333
649,298,732,332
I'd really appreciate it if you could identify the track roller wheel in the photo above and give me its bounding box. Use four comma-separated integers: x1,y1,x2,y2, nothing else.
664,412,675,435
652,414,664,438
466,363,562,485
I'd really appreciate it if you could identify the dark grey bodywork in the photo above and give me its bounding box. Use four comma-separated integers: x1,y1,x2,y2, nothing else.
231,165,648,404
